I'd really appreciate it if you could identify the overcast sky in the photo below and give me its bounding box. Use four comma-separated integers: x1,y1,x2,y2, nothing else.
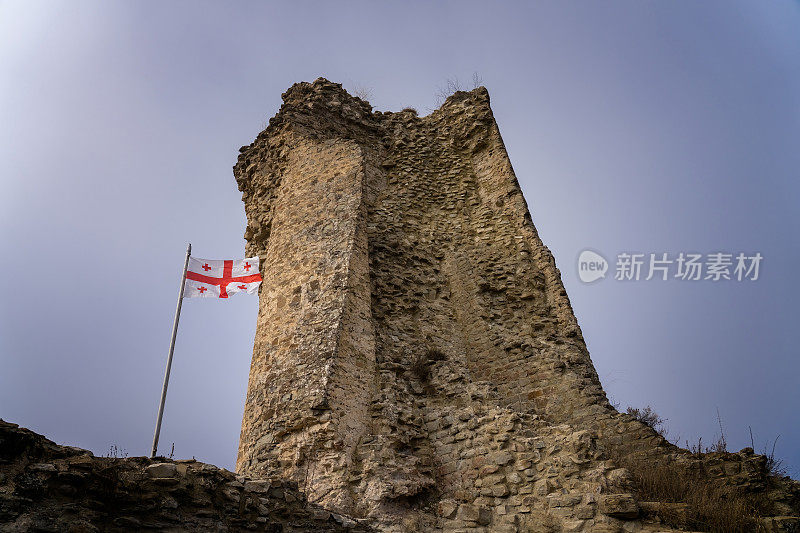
1,1,798,473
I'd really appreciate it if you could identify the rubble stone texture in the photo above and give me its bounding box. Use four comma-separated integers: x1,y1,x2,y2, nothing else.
233,79,798,532
0,420,375,532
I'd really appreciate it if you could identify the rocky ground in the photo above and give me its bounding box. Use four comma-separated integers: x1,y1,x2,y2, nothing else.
1,419,798,531
0,420,374,532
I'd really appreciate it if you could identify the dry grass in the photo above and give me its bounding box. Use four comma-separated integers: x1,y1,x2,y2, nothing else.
351,85,372,101
105,444,128,459
625,405,668,438
764,435,787,477
432,73,483,108
616,451,769,532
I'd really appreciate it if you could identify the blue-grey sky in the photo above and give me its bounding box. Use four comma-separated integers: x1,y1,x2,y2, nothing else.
1,1,798,473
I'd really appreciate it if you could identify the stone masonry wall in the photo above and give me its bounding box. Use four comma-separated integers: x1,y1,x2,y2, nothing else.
233,79,797,532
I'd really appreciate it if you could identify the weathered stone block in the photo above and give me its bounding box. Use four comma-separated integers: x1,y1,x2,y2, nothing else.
438,499,458,519
598,493,639,519
146,463,177,479
456,503,480,522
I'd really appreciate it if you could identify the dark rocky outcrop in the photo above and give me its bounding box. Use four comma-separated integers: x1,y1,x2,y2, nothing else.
0,420,374,532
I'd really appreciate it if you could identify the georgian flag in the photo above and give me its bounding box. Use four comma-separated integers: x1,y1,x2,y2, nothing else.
184,257,262,298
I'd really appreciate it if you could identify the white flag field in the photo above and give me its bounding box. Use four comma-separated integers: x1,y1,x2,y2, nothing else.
184,256,262,298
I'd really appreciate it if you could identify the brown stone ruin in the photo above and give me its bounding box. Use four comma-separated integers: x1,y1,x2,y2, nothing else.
232,78,799,532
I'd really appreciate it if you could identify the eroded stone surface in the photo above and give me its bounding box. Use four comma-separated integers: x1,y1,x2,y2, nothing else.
231,79,800,532
230,79,800,532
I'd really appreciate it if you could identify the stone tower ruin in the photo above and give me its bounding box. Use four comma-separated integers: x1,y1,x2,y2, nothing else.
232,79,792,532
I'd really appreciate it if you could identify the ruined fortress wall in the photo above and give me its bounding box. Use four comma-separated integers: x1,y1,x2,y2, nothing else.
236,134,374,503
233,79,671,532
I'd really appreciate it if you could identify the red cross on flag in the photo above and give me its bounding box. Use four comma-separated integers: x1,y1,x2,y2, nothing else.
184,256,262,298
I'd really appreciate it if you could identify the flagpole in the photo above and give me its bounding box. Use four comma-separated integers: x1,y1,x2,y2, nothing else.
151,243,191,458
